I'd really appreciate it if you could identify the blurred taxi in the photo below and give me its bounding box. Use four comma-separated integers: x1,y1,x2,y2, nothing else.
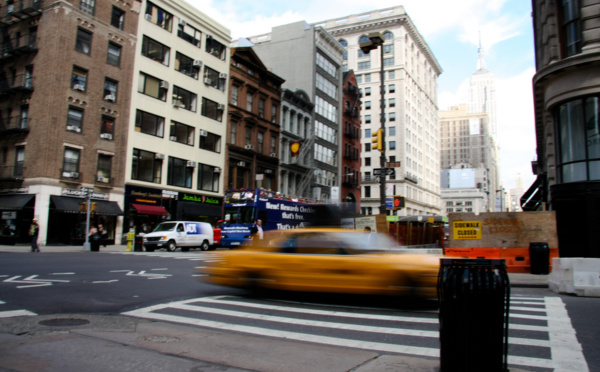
197,228,441,300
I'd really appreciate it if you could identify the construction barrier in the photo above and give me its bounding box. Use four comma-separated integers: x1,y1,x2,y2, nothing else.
444,247,559,273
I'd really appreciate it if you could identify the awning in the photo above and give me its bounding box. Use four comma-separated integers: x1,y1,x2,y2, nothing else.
180,201,222,218
520,176,543,211
0,194,34,210
131,203,169,216
51,196,123,216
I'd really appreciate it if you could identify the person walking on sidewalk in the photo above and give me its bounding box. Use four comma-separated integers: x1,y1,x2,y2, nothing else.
29,219,40,252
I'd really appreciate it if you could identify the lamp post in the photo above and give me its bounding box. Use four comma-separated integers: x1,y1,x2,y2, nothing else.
360,32,386,214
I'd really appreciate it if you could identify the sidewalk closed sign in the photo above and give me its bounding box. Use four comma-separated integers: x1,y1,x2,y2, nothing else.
453,221,482,240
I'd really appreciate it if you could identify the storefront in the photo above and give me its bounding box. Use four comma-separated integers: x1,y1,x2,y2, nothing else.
47,189,123,245
0,192,35,245
124,185,223,239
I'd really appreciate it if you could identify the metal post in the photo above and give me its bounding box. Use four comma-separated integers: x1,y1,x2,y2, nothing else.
379,42,386,214
83,188,91,251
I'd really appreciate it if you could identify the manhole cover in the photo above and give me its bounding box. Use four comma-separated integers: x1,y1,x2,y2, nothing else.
38,318,90,327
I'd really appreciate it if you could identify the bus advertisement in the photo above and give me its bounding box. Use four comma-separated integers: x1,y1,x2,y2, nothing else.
220,189,336,248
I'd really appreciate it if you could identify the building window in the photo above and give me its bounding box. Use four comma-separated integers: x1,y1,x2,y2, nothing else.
258,98,266,118
365,157,371,166
141,36,170,65
231,85,239,106
230,121,237,146
14,146,24,176
365,115,371,124
383,57,395,67
168,156,193,188
389,112,396,122
257,132,264,153
96,154,112,183
172,85,197,111
389,84,396,93
365,87,371,96
175,52,199,79
62,148,80,174
80,0,95,15
365,74,371,83
560,0,582,57
19,105,29,129
100,115,114,139
135,110,164,137
316,73,337,99
389,98,396,107
103,78,118,102
75,28,92,55
201,97,223,122
389,141,396,150
111,7,125,30
271,104,278,123
364,186,371,198
358,61,370,70
365,143,371,152
138,72,168,101
246,92,254,112
198,163,219,192
388,70,395,79
203,66,226,91
200,131,221,153
169,121,195,146
316,52,337,78
177,22,201,47
389,126,396,136
145,1,173,31
556,96,600,182
205,36,226,60
270,136,276,154
71,66,87,91
107,42,121,66
365,101,371,110
245,126,252,145
67,106,84,132
132,148,162,183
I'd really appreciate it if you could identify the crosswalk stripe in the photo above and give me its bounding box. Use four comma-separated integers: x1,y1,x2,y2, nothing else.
0,309,36,318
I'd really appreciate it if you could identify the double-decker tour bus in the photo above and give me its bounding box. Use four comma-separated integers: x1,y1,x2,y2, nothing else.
220,188,337,248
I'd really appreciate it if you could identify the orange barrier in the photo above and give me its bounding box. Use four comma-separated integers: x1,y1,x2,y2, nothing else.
444,247,559,273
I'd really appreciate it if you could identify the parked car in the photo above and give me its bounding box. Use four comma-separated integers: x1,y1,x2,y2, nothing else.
196,228,441,301
143,221,214,252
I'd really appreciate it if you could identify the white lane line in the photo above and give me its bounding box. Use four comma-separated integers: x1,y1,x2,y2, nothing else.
0,309,36,318
50,272,75,275
544,297,589,372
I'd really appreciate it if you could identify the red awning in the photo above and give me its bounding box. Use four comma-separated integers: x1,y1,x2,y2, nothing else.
131,203,169,216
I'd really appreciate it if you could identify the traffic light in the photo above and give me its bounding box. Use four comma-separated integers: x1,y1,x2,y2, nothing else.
392,195,405,210
91,202,97,212
371,128,383,153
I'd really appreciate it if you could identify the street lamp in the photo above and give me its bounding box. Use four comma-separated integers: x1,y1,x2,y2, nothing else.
360,32,386,214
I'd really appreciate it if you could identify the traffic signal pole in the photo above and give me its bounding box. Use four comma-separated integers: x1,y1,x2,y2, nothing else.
378,41,386,214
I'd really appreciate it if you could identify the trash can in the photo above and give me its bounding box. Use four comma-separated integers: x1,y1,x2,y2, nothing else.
529,242,550,275
438,259,510,372
134,235,144,252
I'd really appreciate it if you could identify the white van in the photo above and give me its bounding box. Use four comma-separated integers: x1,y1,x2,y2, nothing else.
142,221,214,252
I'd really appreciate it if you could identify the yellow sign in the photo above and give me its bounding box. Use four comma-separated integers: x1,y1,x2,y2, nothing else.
452,221,482,240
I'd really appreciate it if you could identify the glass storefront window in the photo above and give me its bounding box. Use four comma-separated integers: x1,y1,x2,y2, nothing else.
556,96,600,182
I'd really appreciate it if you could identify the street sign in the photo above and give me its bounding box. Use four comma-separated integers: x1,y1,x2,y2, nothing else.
373,168,395,176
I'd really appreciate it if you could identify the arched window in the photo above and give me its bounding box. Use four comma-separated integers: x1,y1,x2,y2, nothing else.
338,39,348,61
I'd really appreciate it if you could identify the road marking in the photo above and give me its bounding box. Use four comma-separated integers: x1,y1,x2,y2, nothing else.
50,272,75,275
123,295,584,371
91,280,119,284
3,275,70,288
110,270,172,279
0,309,36,318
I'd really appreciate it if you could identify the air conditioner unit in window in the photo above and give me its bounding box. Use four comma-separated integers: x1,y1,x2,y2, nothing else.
219,73,227,79
269,153,277,158
244,144,253,150
145,14,152,21
73,84,85,91
213,167,222,173
66,125,81,133
62,171,79,178
217,104,225,111
104,94,116,102
237,161,246,167
155,153,165,160
97,176,109,183
179,19,187,26
173,102,185,108
160,81,169,89
169,136,177,141
193,60,203,67
203,77,212,85
265,169,273,174
100,133,113,140
199,130,208,137
186,161,197,168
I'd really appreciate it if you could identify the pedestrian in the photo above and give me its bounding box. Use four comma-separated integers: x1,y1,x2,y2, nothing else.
29,219,40,252
251,219,264,241
89,225,101,252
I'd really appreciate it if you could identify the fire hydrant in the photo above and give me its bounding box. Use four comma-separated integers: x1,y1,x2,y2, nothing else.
126,232,135,252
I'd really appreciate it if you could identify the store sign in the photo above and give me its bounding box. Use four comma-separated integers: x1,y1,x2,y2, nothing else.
162,190,179,199
181,193,222,206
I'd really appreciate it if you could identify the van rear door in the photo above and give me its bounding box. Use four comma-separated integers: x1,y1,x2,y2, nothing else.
184,222,201,246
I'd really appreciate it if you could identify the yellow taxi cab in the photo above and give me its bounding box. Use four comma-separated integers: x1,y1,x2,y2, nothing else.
197,228,441,300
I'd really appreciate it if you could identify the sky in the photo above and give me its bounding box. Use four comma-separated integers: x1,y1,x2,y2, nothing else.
190,0,538,193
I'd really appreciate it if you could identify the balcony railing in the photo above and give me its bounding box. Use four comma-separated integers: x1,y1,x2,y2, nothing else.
0,115,30,135
0,73,34,96
0,0,42,24
0,165,25,180
1,31,38,60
